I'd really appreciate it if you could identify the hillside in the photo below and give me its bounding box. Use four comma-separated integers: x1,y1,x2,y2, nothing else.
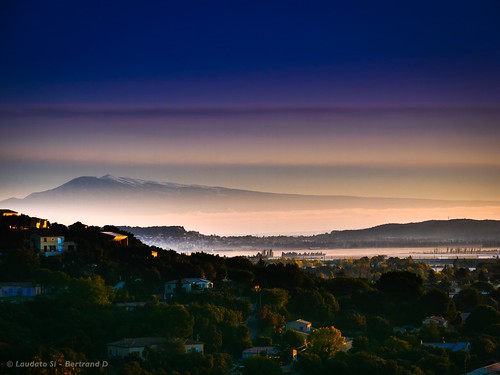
122,219,500,250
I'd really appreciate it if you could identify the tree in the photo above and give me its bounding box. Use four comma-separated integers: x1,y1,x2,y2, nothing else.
282,329,306,349
288,288,339,324
471,335,498,362
367,316,392,341
453,287,484,312
308,326,345,358
259,305,286,334
243,356,283,375
60,275,114,308
420,289,455,318
1,248,40,280
341,312,367,332
465,305,500,333
261,288,289,309
419,322,441,344
325,277,372,296
377,271,423,299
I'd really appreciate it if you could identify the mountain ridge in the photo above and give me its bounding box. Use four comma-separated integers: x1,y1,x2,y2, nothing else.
2,175,500,233
121,218,500,250
3,174,499,204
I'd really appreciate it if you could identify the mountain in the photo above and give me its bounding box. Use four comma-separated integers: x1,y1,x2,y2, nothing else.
3,174,496,211
2,175,499,233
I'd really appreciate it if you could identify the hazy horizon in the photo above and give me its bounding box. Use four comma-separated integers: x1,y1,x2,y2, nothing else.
3,174,500,236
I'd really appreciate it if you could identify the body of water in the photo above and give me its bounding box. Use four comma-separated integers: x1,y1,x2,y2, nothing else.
200,247,500,260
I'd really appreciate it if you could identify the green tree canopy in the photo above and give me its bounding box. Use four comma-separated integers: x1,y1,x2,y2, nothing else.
243,356,283,375
282,329,306,349
308,326,345,359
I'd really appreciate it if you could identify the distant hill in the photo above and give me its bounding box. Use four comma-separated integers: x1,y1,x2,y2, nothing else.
121,219,500,250
329,219,500,242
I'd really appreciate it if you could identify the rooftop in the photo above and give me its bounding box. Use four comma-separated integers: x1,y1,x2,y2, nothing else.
101,232,128,238
242,346,277,355
290,319,312,325
166,278,212,284
107,337,167,348
467,361,500,375
424,342,471,352
0,209,18,215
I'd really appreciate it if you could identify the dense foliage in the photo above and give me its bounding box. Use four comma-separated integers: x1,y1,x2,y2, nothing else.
0,216,499,374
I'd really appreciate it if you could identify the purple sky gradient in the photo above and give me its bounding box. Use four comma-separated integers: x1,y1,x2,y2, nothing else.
1,1,500,232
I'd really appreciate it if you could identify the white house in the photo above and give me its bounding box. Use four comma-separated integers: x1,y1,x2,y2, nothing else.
184,339,204,354
286,319,312,333
422,316,449,328
164,278,213,297
31,234,65,256
0,282,42,299
242,346,278,359
107,337,167,359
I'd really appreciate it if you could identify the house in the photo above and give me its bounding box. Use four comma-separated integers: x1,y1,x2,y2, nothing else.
114,302,147,311
0,282,42,299
30,217,49,229
422,316,448,328
107,337,204,359
107,337,167,359
242,346,278,359
164,278,214,297
31,234,66,257
101,231,129,246
184,339,204,354
0,209,19,217
424,342,471,352
340,337,353,352
286,319,312,333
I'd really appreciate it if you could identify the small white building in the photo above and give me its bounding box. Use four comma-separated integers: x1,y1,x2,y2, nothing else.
286,319,312,333
242,346,278,359
0,282,42,299
107,337,167,359
422,316,448,329
184,339,204,354
164,278,213,297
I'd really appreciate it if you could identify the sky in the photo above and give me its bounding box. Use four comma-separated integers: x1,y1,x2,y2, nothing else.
1,1,500,233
